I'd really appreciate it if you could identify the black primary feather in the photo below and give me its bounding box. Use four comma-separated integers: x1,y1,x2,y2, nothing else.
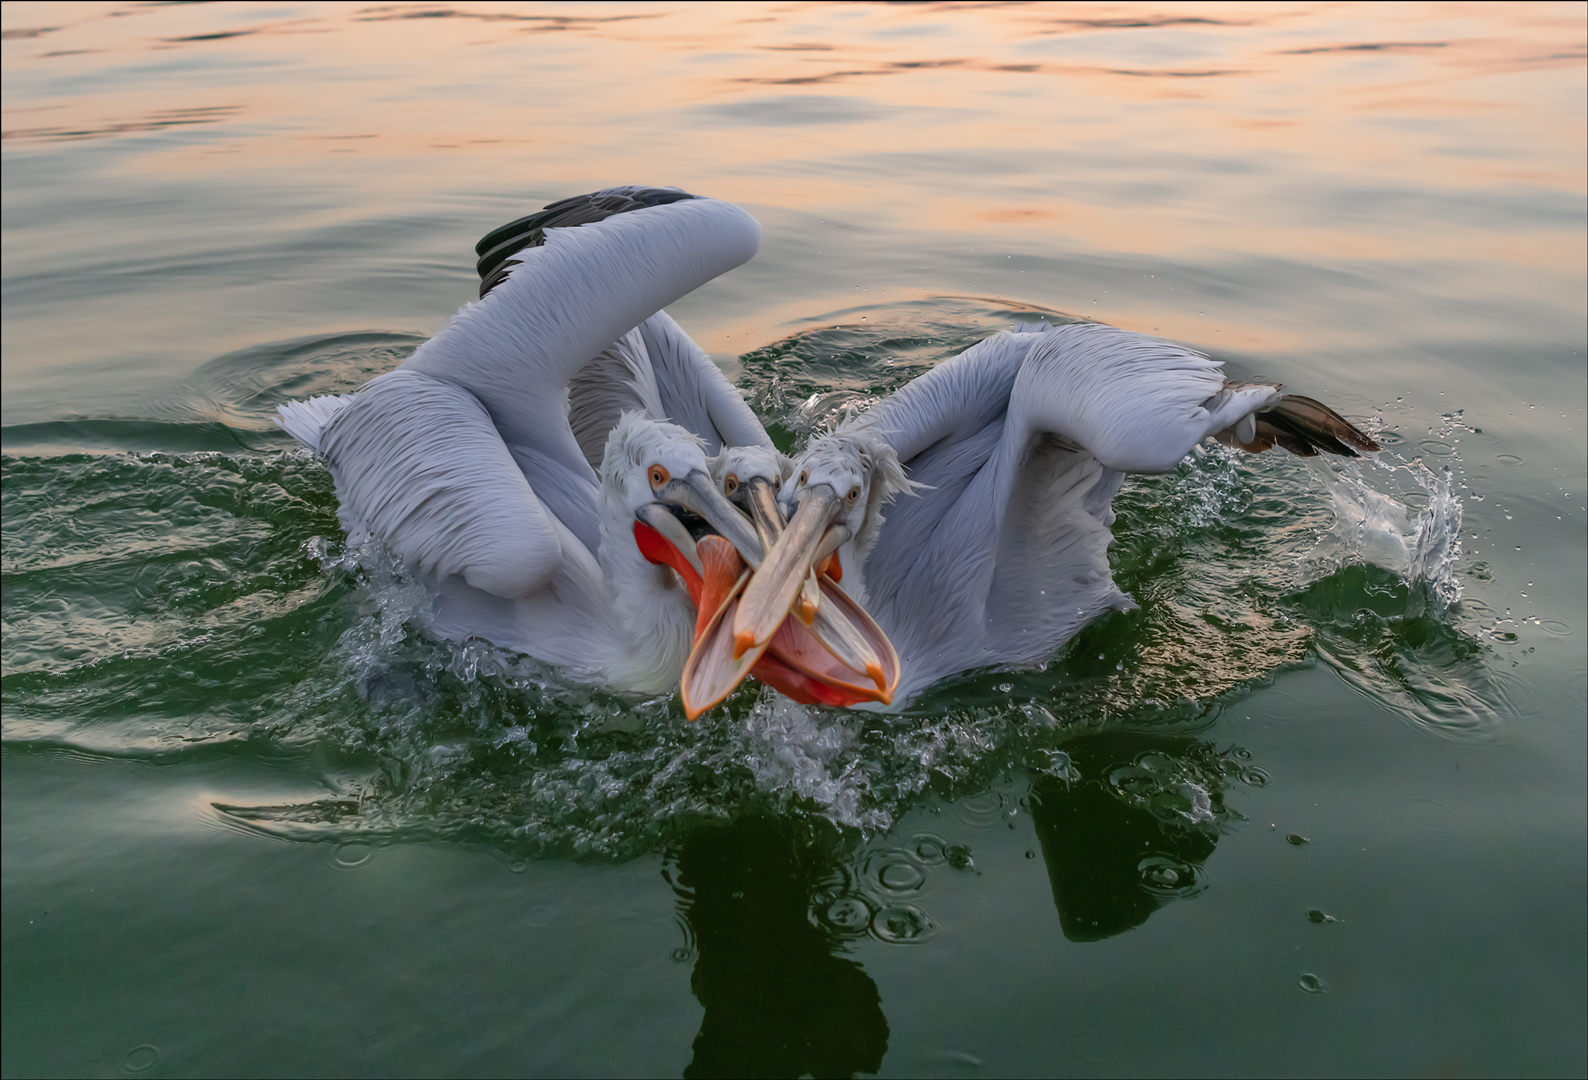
474,186,699,297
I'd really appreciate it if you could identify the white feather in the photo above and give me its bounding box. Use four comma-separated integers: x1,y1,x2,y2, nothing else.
275,393,354,453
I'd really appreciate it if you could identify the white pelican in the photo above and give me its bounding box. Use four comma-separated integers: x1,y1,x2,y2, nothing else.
276,187,891,698
731,320,1380,704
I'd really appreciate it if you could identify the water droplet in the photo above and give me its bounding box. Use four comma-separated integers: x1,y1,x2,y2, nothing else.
1298,972,1329,994
1025,850,1036,859
1286,834,1310,846
1307,909,1338,924
945,843,974,870
670,946,693,963
1138,855,1202,898
871,902,934,944
121,1045,160,1074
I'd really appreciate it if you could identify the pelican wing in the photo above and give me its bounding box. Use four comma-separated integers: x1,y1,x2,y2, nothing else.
317,369,574,600
565,310,772,471
400,189,762,476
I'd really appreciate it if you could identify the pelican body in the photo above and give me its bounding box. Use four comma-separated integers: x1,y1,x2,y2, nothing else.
745,320,1379,703
277,187,899,705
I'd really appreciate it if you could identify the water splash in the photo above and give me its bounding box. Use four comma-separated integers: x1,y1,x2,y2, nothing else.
1301,452,1464,613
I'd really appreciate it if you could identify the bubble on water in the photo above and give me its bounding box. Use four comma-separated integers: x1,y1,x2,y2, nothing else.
1286,834,1310,846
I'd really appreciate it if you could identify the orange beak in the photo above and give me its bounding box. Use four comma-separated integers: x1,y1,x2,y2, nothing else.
679,536,898,720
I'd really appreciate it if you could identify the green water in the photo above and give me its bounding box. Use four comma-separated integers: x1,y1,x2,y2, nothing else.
3,3,1584,1077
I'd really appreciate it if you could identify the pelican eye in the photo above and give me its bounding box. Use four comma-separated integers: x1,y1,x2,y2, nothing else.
799,470,809,485
774,477,782,491
847,485,861,504
648,464,670,490
723,473,739,496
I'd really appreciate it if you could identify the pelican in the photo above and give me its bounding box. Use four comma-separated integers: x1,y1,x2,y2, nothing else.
731,319,1380,704
275,187,889,698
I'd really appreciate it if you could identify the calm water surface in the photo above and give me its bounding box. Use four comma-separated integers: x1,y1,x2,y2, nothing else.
3,3,1585,1076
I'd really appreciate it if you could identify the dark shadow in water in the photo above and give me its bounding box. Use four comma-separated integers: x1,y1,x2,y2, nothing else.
669,818,888,1079
1031,732,1220,942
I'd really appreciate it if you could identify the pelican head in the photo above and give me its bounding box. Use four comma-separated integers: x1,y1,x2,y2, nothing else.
764,426,913,600
603,411,761,578
701,425,909,702
713,444,792,560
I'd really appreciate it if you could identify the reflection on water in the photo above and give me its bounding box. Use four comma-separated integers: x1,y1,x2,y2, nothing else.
1031,733,1224,942
669,818,888,1079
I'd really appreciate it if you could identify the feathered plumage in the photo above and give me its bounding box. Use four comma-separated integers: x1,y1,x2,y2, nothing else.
277,188,775,692
780,321,1379,701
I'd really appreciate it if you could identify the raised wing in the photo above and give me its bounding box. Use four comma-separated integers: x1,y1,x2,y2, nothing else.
859,322,1378,690
400,188,761,483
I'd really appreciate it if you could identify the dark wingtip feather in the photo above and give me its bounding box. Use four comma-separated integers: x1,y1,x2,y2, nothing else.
1258,394,1380,458
473,187,699,296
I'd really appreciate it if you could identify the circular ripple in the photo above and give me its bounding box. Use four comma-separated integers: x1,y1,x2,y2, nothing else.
870,902,935,944
1238,767,1270,788
821,895,875,937
878,859,926,893
911,833,949,866
1399,792,1458,834
121,1045,160,1075
956,792,1004,829
329,841,373,870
